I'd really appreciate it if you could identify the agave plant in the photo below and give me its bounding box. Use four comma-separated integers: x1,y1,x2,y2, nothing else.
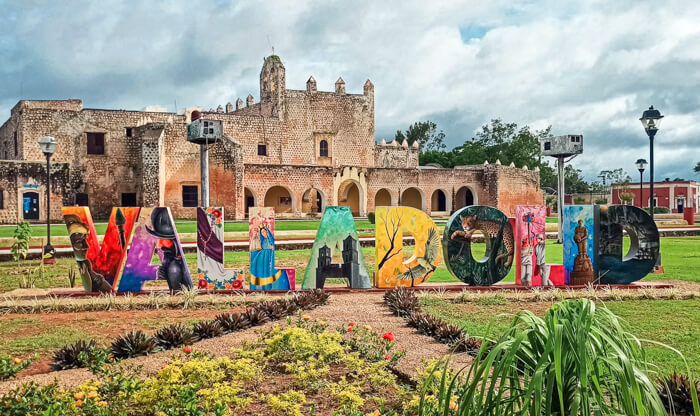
244,308,270,326
153,324,197,349
658,372,700,415
192,320,224,340
257,301,287,320
449,334,482,355
384,287,420,317
111,330,158,359
215,312,251,333
418,299,695,416
51,339,99,371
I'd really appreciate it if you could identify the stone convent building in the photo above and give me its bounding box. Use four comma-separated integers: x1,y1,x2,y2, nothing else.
0,55,542,224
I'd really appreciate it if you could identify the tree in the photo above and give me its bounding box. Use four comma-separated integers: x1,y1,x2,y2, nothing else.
695,161,700,173
394,121,446,151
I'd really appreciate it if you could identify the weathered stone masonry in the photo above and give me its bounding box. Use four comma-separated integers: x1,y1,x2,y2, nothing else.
0,55,542,224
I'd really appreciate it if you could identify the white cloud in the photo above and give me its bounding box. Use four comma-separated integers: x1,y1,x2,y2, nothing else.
2,0,699,180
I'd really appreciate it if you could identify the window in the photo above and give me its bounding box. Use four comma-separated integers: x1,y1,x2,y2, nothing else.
121,193,137,206
126,127,133,137
182,186,198,207
75,193,89,206
257,144,267,156
319,140,329,157
0,190,4,209
13,131,17,157
544,142,551,151
87,133,105,154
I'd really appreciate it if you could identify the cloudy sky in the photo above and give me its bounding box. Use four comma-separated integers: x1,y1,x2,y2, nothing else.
2,0,699,181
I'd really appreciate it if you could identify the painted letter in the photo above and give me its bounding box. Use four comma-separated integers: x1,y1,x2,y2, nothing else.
563,205,599,285
63,206,140,292
302,206,370,289
375,206,441,287
442,205,514,286
196,207,245,290
248,207,295,290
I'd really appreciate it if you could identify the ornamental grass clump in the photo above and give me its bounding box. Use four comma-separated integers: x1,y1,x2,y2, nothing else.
658,372,700,415
418,298,699,416
153,324,197,349
215,312,251,333
192,320,225,340
51,340,100,371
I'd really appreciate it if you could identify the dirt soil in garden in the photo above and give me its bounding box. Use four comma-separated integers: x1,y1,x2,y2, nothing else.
0,292,473,394
1,308,246,379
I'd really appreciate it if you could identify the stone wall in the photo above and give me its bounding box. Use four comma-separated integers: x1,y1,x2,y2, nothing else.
0,161,70,223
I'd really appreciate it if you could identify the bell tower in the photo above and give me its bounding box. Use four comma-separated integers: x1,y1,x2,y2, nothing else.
260,55,286,118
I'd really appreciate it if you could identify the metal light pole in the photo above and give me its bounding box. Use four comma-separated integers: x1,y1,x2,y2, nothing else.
635,158,647,208
39,136,58,264
640,106,663,222
186,110,222,209
598,171,610,203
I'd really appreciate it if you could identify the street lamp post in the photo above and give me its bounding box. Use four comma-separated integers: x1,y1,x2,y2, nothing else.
640,106,663,222
635,158,647,208
39,136,58,264
598,170,610,203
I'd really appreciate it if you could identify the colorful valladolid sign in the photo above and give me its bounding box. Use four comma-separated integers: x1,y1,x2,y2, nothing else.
63,203,660,292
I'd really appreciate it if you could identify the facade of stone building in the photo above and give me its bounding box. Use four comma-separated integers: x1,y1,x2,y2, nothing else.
0,55,543,224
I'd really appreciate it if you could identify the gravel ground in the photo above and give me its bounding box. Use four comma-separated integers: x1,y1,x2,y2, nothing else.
0,292,472,394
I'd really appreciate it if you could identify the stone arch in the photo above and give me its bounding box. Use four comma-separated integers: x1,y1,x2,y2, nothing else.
244,187,257,216
401,187,425,211
333,166,367,216
455,186,477,210
302,187,325,215
264,185,295,214
431,189,448,212
338,180,362,216
374,188,394,207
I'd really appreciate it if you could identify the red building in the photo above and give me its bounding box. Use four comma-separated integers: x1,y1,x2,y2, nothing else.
611,180,699,213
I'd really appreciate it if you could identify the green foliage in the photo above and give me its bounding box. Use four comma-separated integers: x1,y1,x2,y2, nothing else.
368,212,375,224
67,266,77,288
395,120,446,151
645,206,671,214
261,390,306,416
573,196,586,204
417,299,698,415
658,372,700,415
695,161,700,173
10,222,32,263
0,354,34,380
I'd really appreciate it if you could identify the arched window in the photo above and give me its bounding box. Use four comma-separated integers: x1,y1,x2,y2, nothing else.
319,140,329,157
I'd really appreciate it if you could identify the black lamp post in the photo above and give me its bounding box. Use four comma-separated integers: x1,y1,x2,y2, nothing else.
635,158,647,208
640,106,663,222
598,170,610,203
39,136,58,264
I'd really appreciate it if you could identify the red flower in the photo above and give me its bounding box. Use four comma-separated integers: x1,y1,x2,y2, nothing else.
183,346,192,354
382,332,395,342
347,327,352,332
348,322,355,326
198,279,208,289
231,279,243,289
384,354,391,361
212,209,222,219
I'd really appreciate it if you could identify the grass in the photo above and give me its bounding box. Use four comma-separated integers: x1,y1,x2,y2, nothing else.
0,219,377,238
1,237,698,291
421,296,700,378
0,326,91,355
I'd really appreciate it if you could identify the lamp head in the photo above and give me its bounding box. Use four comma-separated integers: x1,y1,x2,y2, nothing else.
38,136,58,156
635,158,648,172
640,105,663,132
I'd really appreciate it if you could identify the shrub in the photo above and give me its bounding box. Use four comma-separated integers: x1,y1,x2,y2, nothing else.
192,320,224,340
111,330,158,359
153,324,197,349
418,299,689,415
51,339,99,371
383,287,420,317
0,355,33,380
368,212,375,224
244,308,270,326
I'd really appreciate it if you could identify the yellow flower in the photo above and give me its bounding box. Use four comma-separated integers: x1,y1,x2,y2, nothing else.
74,392,85,400
76,399,84,407
363,325,372,331
87,391,98,399
97,401,107,407
12,357,22,364
302,315,311,320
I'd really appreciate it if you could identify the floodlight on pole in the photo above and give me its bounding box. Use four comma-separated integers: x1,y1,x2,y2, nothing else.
635,158,647,208
186,110,223,208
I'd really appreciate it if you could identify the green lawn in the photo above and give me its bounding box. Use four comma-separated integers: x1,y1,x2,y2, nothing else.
0,219,377,238
421,297,700,378
1,237,699,292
